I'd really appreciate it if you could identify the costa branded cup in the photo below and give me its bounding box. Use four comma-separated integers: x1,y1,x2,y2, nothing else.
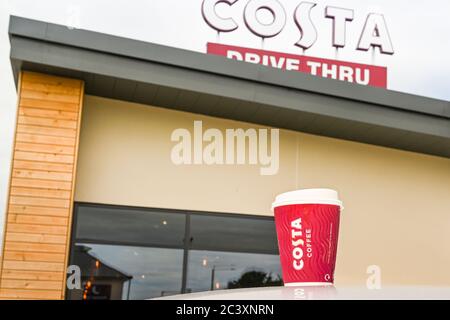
272,188,343,286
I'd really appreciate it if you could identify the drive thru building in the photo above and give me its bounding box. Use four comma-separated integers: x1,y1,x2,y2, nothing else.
0,16,449,299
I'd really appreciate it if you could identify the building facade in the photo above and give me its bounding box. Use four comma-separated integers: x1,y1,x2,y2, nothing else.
0,16,449,299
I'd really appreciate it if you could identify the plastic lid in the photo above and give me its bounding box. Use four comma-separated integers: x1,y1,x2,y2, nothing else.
272,188,343,210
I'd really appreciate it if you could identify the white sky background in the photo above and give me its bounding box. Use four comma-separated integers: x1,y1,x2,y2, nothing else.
0,0,449,251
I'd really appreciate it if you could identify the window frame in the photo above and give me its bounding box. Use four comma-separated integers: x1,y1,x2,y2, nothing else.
68,202,278,298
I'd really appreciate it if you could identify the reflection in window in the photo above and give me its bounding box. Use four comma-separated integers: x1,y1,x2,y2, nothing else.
189,214,279,254
187,250,282,293
67,243,183,300
75,205,186,247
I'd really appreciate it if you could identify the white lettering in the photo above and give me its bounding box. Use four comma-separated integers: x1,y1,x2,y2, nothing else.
202,1,394,55
244,0,286,38
258,128,279,176
171,121,279,175
293,259,304,270
286,58,300,71
339,66,354,82
294,2,317,50
194,120,203,164
293,247,304,260
321,63,337,79
245,53,261,64
291,218,305,270
325,6,354,48
203,128,224,164
307,61,321,75
357,13,394,54
225,128,258,165
177,304,211,317
227,50,243,61
171,128,191,165
202,0,238,32
355,68,370,85
66,265,81,290
366,265,382,289
270,56,286,69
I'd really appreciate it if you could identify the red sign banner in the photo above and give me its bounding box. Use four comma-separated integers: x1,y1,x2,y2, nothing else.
207,42,387,88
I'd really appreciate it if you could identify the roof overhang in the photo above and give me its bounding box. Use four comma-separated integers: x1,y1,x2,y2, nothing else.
8,16,450,158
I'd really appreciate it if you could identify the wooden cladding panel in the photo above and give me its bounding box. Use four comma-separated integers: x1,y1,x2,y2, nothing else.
4,242,67,254
8,214,69,226
0,289,61,300
1,269,65,281
10,187,71,200
17,116,78,129
16,133,76,147
12,160,74,173
19,107,79,121
0,71,84,300
8,204,70,217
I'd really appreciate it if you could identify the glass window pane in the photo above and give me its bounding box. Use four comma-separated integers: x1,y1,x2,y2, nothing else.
189,214,278,254
67,243,183,300
75,205,186,247
187,250,282,293
69,204,283,299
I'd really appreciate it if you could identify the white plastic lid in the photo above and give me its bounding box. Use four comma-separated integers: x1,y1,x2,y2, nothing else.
272,188,343,210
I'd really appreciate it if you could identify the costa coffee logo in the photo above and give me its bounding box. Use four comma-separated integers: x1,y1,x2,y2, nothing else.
202,0,394,54
291,217,312,271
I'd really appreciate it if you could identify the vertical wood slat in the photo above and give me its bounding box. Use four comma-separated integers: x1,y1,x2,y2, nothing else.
0,71,84,300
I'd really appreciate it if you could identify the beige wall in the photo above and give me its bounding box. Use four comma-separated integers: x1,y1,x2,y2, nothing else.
75,95,450,286
75,96,299,215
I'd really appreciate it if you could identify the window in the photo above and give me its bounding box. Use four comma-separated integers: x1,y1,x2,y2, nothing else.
67,203,281,300
74,205,186,247
187,214,281,292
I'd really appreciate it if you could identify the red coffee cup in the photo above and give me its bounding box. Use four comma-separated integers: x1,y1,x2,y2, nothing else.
272,189,343,286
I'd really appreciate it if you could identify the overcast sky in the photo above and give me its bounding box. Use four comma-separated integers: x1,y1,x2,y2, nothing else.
0,0,449,250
